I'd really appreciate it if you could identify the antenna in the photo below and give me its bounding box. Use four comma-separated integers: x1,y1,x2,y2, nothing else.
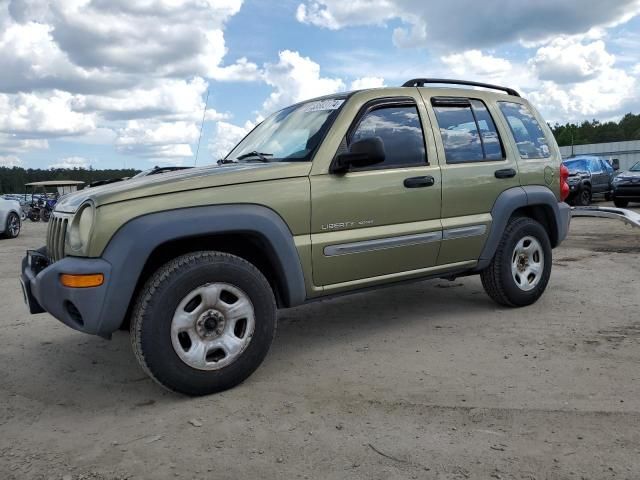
194,87,210,166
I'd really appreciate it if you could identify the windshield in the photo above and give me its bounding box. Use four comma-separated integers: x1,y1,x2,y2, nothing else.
563,159,588,173
226,97,346,162
630,161,640,172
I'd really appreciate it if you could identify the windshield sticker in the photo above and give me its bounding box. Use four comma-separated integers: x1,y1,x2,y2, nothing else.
299,99,345,113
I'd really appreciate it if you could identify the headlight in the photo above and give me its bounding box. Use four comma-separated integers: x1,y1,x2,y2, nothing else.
67,201,95,253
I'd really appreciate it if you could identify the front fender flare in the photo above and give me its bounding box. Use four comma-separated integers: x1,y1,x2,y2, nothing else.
96,204,306,335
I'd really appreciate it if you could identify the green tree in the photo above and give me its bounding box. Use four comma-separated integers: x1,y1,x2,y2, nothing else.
0,167,140,194
551,113,640,146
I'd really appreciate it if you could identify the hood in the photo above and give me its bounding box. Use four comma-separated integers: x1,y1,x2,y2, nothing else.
617,170,640,178
55,161,311,213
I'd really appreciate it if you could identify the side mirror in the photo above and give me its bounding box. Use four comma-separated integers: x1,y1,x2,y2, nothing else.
611,158,620,171
332,137,385,173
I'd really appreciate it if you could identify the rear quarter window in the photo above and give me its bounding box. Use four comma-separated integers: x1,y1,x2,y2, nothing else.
498,102,551,159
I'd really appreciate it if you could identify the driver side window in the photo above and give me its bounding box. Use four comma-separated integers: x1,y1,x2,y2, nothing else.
349,104,427,169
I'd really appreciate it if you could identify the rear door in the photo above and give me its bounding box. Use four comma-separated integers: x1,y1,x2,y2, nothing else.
310,95,442,287
421,92,518,265
600,159,615,192
591,158,612,193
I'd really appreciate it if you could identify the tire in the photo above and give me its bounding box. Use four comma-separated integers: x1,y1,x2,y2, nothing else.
40,208,51,222
481,217,552,308
613,198,629,208
3,212,20,239
574,186,591,206
130,251,277,396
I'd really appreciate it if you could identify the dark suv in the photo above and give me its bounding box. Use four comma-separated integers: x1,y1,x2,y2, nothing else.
612,161,640,207
562,156,615,206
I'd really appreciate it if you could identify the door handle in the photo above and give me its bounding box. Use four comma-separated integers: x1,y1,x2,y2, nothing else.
494,168,517,179
404,176,435,188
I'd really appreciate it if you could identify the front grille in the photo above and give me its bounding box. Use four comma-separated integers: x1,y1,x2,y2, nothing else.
46,213,70,262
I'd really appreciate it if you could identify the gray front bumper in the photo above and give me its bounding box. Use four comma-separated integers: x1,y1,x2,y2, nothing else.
21,249,114,338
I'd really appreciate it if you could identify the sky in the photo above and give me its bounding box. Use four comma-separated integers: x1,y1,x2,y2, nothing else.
1,0,639,171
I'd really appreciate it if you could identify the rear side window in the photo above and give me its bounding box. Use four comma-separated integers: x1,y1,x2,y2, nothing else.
432,98,504,163
498,102,551,159
350,105,427,168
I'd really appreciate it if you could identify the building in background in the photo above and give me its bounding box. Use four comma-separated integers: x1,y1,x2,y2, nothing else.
559,140,640,171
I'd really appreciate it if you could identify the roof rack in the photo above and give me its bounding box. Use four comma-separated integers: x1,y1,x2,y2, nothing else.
402,78,520,97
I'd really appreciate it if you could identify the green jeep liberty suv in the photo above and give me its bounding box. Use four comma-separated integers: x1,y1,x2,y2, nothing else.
21,79,571,396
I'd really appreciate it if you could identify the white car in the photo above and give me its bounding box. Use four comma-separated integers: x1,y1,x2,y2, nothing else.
0,197,21,238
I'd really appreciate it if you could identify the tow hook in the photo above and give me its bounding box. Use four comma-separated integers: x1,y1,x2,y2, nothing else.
571,206,640,228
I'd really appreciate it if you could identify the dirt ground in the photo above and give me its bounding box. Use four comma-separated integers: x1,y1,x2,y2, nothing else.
1,203,639,480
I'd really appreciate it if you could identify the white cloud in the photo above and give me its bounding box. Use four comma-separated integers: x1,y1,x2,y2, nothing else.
296,0,640,50
0,155,23,167
115,120,200,158
0,20,124,94
530,38,615,83
208,120,255,160
350,77,386,90
441,50,512,77
0,0,256,159
76,78,209,121
47,0,249,79
49,156,90,169
528,69,637,122
0,134,48,154
523,35,639,122
296,1,396,30
0,91,95,137
262,50,345,113
205,109,231,122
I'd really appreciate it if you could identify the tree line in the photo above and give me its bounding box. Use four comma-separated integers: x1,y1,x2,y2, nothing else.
0,167,140,194
2,112,640,194
550,113,640,147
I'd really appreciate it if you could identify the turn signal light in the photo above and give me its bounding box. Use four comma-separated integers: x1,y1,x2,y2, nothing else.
560,164,570,202
60,273,104,288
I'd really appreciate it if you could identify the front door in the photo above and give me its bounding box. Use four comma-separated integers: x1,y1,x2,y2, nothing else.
310,96,442,287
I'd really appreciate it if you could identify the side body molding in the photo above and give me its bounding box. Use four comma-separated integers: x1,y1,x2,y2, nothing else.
98,204,307,335
476,186,570,271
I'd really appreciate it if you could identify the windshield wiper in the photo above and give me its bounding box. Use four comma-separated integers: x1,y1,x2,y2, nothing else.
217,158,238,165
236,151,273,162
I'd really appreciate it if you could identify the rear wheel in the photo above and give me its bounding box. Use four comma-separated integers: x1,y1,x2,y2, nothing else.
613,198,629,208
481,217,552,307
574,186,591,206
130,251,277,396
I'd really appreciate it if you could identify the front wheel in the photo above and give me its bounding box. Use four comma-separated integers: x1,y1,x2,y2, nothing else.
130,251,277,396
481,217,552,307
3,212,20,238
574,187,591,206
40,208,51,222
613,198,629,208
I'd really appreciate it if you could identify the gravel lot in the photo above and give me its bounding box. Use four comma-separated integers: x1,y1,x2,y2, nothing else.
1,204,639,480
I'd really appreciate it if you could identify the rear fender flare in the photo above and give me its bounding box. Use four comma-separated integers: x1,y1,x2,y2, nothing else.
476,186,568,271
